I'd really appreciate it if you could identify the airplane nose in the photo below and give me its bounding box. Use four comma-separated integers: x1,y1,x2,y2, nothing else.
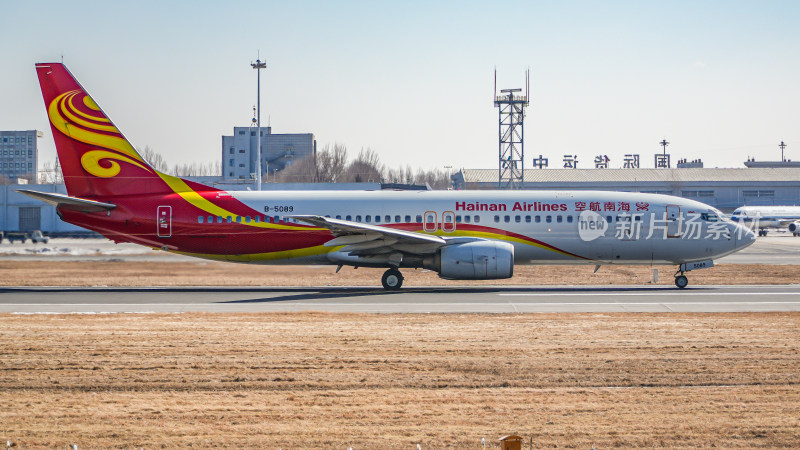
738,225,756,248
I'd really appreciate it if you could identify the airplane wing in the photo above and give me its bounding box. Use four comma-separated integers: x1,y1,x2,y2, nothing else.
17,189,116,213
290,215,453,258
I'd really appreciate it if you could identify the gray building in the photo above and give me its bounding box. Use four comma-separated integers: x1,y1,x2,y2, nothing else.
222,126,315,180
452,168,800,212
1,130,41,183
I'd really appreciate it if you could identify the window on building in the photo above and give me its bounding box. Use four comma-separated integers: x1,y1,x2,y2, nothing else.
238,130,245,135
743,190,775,198
239,149,245,153
239,164,245,168
229,172,233,177
682,190,714,198
229,147,234,154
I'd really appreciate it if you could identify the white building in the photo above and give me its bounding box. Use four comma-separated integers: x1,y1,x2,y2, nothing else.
0,130,41,183
222,126,315,180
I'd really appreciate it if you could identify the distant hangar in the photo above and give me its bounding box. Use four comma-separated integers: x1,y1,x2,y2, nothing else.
452,168,800,212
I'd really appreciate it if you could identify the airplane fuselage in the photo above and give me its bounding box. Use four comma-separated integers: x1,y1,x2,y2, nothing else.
61,189,752,266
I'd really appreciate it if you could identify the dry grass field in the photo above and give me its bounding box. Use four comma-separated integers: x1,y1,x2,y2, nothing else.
1,312,799,448
1,260,799,286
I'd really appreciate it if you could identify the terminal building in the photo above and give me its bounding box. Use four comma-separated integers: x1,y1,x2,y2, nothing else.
0,130,41,183
222,126,315,180
452,167,800,212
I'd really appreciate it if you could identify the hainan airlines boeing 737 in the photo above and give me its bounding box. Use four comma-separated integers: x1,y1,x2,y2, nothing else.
20,63,756,289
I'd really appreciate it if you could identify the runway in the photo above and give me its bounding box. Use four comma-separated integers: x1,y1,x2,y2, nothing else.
2,285,799,313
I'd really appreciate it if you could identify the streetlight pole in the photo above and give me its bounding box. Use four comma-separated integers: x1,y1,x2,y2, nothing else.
251,57,267,190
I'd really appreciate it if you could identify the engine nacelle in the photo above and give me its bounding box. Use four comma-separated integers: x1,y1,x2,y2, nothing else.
789,222,800,233
437,241,514,280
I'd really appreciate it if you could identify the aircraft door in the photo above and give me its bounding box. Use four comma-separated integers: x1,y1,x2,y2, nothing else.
423,211,438,233
157,205,172,238
441,211,456,233
666,205,680,238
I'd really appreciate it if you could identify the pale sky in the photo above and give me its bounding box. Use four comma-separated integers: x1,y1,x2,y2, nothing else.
2,1,799,173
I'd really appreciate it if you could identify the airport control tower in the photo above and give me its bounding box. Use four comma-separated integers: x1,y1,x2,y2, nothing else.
494,70,530,189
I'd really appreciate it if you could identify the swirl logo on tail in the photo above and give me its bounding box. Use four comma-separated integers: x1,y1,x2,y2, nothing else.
48,89,154,178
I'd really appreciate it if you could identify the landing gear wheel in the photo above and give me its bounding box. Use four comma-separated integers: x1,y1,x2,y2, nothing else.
675,275,688,289
381,268,404,290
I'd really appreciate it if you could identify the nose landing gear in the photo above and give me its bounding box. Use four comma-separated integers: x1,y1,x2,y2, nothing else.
674,269,688,289
381,268,404,290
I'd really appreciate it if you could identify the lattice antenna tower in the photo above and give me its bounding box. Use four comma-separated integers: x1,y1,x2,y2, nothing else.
494,69,530,189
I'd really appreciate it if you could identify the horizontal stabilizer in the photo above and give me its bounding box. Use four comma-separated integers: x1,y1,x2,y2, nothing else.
17,189,116,213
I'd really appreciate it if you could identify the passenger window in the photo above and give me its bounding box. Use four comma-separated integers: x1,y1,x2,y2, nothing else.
375,215,381,223
567,215,573,223
546,216,552,223
415,215,422,223
385,215,391,223
474,216,480,223
525,215,531,223
535,216,541,223
198,216,204,223
465,215,471,223
346,215,352,221
255,216,260,223
336,215,342,220
226,216,232,223
365,215,371,223
606,216,612,223
494,215,500,223
515,215,521,223
456,215,462,223
557,215,563,223
245,216,251,223
395,215,401,222
356,215,362,222
504,215,510,223
217,216,223,223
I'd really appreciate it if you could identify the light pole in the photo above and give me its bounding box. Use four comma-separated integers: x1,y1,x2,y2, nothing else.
251,57,267,190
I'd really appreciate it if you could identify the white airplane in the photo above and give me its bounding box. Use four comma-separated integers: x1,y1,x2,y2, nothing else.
730,206,800,237
21,62,756,290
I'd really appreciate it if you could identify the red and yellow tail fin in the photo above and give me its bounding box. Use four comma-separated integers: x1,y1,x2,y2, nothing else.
35,63,172,198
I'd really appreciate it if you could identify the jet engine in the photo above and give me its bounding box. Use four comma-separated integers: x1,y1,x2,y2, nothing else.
789,222,800,233
436,241,514,280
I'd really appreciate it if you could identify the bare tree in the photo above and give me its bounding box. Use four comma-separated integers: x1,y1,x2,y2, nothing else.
138,146,169,173
343,148,383,183
315,143,349,182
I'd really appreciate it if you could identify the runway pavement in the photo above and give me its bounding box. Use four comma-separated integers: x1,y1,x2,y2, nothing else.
1,285,799,313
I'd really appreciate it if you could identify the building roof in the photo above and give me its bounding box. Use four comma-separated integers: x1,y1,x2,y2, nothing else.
459,168,800,184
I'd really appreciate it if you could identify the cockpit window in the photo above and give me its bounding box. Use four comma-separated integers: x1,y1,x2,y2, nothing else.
700,213,719,222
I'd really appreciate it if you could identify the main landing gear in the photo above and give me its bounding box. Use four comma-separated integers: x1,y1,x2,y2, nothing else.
674,269,689,289
381,268,404,290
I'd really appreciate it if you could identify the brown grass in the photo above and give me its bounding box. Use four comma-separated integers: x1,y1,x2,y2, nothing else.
1,313,799,448
1,260,799,286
